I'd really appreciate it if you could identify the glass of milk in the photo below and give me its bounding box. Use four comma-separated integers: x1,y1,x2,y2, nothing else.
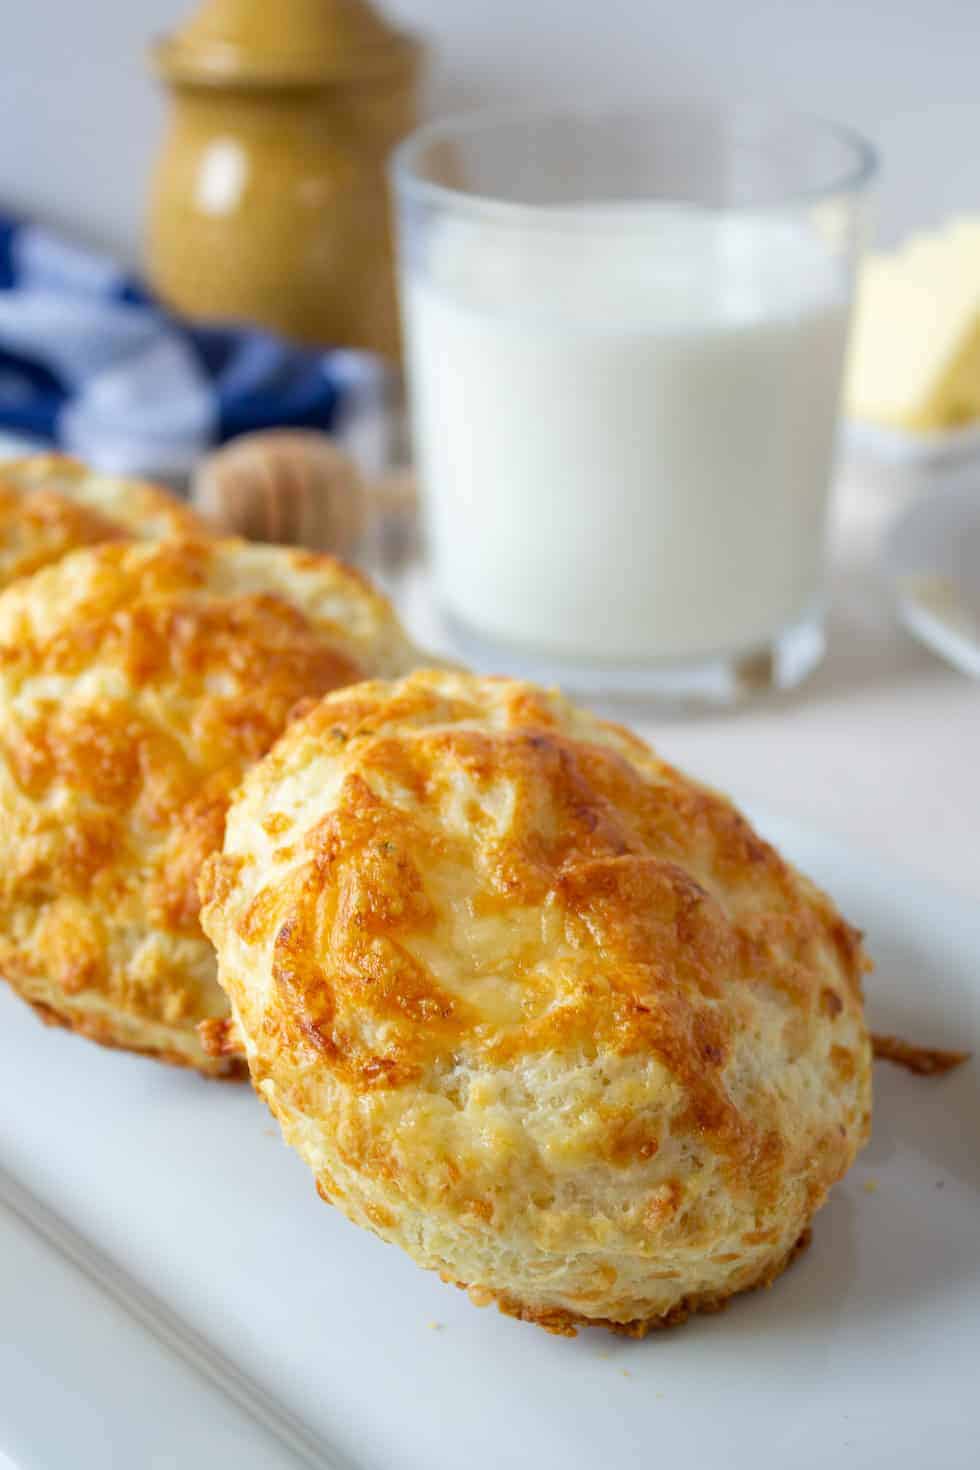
392,104,875,700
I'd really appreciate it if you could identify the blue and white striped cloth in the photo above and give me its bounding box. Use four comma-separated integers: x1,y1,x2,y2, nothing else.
0,213,390,481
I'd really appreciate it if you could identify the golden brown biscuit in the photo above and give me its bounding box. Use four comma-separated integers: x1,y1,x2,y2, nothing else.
200,670,873,1332
0,453,207,587
0,537,423,1075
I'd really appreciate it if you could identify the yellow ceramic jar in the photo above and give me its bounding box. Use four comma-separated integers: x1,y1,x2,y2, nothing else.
147,0,421,359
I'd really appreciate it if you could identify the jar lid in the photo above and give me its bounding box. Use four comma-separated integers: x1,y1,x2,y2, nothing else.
152,0,419,87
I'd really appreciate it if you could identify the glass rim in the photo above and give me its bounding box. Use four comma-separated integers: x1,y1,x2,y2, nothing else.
390,98,878,218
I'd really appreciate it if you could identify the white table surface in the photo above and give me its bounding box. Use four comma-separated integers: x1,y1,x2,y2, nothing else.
398,466,980,906
650,470,979,904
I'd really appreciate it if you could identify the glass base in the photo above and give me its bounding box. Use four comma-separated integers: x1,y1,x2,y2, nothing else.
441,607,826,706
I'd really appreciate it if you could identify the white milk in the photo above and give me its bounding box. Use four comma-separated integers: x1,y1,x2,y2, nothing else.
403,206,851,665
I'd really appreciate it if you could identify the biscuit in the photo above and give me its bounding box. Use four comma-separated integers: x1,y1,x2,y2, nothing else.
0,454,206,587
200,670,872,1330
0,537,422,1074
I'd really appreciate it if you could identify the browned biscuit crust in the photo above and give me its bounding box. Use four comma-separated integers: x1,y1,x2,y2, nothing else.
0,454,208,588
0,536,423,1073
28,995,248,1078
872,1032,970,1076
458,1227,813,1337
201,671,872,1327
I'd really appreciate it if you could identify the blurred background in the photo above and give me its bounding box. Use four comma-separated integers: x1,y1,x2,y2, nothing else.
3,0,980,257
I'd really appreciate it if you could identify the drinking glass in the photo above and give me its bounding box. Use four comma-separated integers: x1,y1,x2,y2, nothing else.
392,103,876,700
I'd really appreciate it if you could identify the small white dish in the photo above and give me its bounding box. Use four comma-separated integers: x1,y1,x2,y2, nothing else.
847,416,980,470
886,480,980,678
1,811,978,1469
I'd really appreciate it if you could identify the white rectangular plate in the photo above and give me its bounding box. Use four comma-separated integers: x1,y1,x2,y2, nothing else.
1,812,978,1470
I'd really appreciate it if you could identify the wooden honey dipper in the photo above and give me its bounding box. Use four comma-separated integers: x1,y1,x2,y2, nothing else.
191,428,420,572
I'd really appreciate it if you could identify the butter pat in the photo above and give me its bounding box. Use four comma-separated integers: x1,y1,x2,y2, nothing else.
845,218,980,431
